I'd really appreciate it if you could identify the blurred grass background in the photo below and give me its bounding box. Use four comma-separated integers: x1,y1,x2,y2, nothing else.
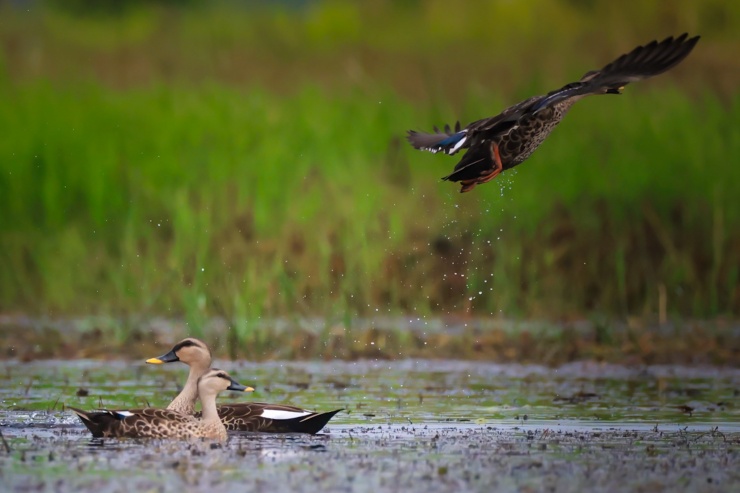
1,0,739,336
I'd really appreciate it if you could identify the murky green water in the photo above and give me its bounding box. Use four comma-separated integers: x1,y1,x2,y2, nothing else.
2,359,738,424
1,360,739,492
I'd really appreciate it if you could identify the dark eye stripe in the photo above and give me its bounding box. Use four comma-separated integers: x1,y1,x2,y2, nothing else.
209,368,227,379
172,339,200,352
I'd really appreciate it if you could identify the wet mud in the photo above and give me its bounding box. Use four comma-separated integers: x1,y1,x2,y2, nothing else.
1,421,738,493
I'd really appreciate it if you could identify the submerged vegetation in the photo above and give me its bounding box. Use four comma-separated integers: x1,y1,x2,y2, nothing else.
0,1,739,354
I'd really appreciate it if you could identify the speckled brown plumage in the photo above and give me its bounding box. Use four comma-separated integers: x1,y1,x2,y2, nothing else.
407,33,700,192
69,407,225,440
70,369,252,440
147,337,342,434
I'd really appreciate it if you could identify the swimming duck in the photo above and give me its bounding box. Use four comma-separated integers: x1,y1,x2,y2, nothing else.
69,368,254,440
147,338,341,434
408,33,700,192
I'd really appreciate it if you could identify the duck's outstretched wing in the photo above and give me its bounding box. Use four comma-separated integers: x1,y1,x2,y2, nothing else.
406,122,465,155
530,33,700,113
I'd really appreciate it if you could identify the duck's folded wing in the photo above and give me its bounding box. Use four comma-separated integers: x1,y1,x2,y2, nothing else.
210,403,340,434
216,402,312,420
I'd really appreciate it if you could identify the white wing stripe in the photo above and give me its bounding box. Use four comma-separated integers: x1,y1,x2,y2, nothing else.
449,135,467,154
261,409,312,420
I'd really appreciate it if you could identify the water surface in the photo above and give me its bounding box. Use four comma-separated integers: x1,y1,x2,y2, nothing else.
1,359,738,492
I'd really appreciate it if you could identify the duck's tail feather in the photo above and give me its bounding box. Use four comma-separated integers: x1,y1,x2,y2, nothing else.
68,406,116,438
289,409,342,435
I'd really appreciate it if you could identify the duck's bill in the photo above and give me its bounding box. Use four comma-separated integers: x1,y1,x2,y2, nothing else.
145,349,179,364
227,380,255,392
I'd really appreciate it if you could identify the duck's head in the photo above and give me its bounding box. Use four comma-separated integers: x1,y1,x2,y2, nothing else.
146,337,212,367
197,368,254,397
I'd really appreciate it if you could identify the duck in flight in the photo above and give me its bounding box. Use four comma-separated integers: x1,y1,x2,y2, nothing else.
407,34,700,192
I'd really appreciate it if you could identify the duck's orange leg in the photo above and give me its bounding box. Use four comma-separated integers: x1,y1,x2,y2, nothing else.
459,142,504,193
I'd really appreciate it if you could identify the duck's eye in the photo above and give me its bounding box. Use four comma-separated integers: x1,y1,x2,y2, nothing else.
216,373,227,379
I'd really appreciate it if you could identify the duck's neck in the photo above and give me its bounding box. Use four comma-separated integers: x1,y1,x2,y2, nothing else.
199,391,227,440
200,394,223,426
167,363,208,414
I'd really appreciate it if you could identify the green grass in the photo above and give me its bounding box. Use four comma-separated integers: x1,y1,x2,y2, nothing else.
1,81,738,322
0,1,739,331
